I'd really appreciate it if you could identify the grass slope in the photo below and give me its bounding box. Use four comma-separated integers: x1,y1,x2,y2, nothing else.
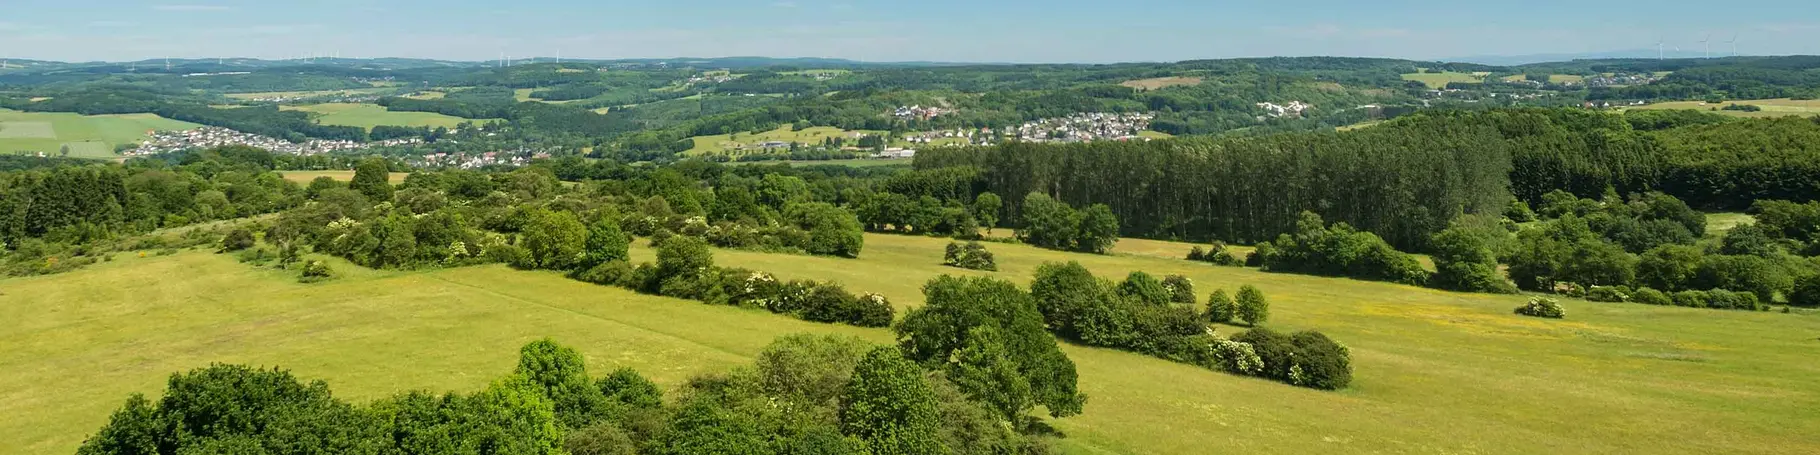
279,103,475,130
0,109,201,158
684,125,883,156
1631,98,1820,118
278,170,410,184
3,234,1818,455
1401,71,1484,89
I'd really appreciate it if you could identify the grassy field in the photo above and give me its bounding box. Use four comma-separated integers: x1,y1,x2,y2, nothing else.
1631,98,1820,118
279,103,474,130
1120,76,1203,91
1705,212,1756,236
4,232,1818,455
224,88,395,100
0,108,200,158
771,158,914,168
1401,71,1484,89
278,170,410,184
684,125,883,156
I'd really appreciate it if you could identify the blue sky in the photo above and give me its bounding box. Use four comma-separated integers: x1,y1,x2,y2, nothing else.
2,1,1818,62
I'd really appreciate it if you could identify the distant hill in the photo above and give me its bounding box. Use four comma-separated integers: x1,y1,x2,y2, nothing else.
1446,49,1721,66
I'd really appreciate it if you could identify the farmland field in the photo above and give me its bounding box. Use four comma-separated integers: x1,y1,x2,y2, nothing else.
278,170,410,184
279,103,475,130
0,108,200,158
774,158,914,168
1120,76,1203,91
4,233,1818,455
1401,71,1484,88
1631,98,1820,118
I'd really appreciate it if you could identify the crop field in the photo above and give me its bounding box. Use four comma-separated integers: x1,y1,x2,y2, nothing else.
277,170,410,184
278,103,475,130
4,233,1817,455
1401,71,1484,88
772,158,914,168
1120,76,1203,91
1632,98,1820,118
0,108,200,158
683,124,884,156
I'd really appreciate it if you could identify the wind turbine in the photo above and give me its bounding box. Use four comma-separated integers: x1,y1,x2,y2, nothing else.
1726,33,1738,56
1657,39,1665,60
1699,33,1712,59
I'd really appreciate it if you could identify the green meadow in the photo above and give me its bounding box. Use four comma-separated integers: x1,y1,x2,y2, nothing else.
0,108,200,158
1401,71,1485,89
3,232,1818,455
279,103,475,130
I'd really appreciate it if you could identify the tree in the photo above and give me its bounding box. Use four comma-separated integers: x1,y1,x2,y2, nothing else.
219,227,255,252
657,235,714,279
787,202,865,258
971,192,1001,233
373,214,418,268
597,368,664,410
898,275,1085,419
582,212,631,268
949,326,1033,426
1074,204,1120,254
1289,331,1352,390
1162,275,1196,304
1720,223,1781,257
1429,225,1516,293
1017,193,1077,250
755,334,871,407
1637,245,1704,291
1206,289,1236,323
1236,285,1269,326
350,157,394,202
839,347,948,455
515,339,614,429
521,209,588,270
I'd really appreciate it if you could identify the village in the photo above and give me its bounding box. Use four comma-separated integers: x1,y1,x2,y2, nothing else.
122,127,423,156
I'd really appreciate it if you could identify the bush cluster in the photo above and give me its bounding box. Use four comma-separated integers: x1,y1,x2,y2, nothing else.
1016,193,1120,254
1515,297,1566,318
1186,242,1243,266
1230,329,1353,390
942,241,998,271
1027,261,1345,389
1255,212,1429,286
586,236,895,328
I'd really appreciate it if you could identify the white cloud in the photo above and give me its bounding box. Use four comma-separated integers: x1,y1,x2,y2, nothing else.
154,4,232,12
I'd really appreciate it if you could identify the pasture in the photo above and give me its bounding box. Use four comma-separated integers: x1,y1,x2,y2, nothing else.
277,170,410,184
3,233,1818,455
1631,98,1820,118
683,124,884,156
1120,76,1203,91
1401,71,1483,88
279,103,474,130
0,108,200,158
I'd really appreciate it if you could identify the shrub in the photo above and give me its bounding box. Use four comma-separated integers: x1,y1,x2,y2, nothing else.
1256,212,1429,285
1205,289,1237,323
1671,290,1710,308
1161,275,1195,304
1585,286,1630,303
1515,297,1566,318
298,260,334,283
942,241,998,271
1289,331,1352,390
1206,339,1263,376
219,228,256,252
1632,287,1672,306
1705,289,1764,311
1235,285,1269,326
1791,274,1820,308
574,260,634,286
1231,329,1296,381
1187,242,1243,266
1117,271,1172,306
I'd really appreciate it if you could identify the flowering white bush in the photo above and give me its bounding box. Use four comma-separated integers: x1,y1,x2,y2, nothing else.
1208,339,1263,375
1515,297,1566,318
